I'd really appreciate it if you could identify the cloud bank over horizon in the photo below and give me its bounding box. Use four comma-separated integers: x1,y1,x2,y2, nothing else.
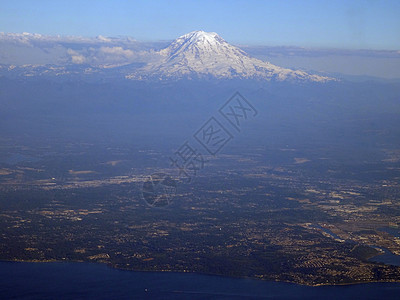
1,32,399,79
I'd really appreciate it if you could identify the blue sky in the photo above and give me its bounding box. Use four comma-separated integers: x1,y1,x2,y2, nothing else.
1,0,399,49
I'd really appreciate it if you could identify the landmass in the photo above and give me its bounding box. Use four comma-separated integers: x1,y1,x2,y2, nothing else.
1,142,400,286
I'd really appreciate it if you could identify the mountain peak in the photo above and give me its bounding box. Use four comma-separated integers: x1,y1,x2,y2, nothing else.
178,30,225,46
159,30,232,59
181,30,221,41
127,31,334,82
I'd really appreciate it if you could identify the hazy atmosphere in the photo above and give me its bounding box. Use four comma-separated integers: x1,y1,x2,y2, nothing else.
1,0,400,78
1,1,400,299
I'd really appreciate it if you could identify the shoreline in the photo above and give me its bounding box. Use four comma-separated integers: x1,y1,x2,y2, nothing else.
2,258,400,288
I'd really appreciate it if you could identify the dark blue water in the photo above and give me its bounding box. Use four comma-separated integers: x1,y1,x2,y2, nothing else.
369,227,400,266
1,261,400,299
369,246,400,266
380,227,400,239
312,224,343,240
310,225,400,268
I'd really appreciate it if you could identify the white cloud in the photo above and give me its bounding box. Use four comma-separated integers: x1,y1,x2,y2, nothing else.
99,46,135,58
97,35,112,42
67,49,86,64
0,32,164,66
66,46,139,65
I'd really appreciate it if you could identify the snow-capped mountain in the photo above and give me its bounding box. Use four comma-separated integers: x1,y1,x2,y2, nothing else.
0,31,335,82
126,31,333,82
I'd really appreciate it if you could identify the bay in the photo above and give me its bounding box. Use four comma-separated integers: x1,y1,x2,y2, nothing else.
0,261,399,299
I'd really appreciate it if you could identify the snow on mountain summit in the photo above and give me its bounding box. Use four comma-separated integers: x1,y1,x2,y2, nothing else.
159,31,238,58
127,30,333,82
